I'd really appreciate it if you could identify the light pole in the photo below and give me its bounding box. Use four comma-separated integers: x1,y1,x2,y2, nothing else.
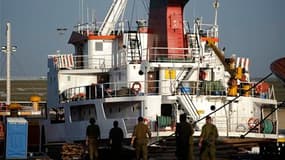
1,22,17,105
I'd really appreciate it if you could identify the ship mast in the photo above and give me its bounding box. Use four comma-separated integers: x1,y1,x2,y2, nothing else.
213,0,219,37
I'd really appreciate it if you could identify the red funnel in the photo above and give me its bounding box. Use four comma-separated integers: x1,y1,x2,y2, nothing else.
271,57,285,83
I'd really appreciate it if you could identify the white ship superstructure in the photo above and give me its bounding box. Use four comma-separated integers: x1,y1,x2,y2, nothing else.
44,0,279,144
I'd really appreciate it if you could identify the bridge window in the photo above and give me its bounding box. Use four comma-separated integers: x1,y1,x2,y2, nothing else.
50,107,65,124
104,102,141,118
70,104,97,122
95,42,103,51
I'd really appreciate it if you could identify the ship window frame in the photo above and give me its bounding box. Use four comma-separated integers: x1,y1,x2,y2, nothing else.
103,102,141,118
49,107,65,124
95,42,103,51
70,104,97,122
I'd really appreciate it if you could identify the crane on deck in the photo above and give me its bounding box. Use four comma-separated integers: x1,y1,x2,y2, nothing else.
98,0,128,35
206,39,235,78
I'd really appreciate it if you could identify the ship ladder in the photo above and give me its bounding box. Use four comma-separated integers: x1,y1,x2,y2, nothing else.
127,30,142,63
177,91,200,121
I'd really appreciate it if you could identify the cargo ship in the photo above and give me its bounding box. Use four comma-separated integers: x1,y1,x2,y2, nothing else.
43,0,284,154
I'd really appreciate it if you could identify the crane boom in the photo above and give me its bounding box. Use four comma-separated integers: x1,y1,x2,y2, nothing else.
98,0,128,35
207,39,235,77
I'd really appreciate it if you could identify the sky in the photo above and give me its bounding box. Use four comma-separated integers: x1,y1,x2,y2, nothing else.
0,0,284,79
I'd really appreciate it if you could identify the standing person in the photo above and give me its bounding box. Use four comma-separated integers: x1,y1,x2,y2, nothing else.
199,116,218,160
131,116,152,160
175,114,194,160
86,118,100,160
109,120,124,159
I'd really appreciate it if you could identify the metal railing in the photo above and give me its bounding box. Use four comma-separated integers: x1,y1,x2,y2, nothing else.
58,78,276,103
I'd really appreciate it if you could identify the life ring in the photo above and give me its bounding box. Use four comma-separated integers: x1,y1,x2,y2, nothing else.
131,82,141,95
248,117,259,129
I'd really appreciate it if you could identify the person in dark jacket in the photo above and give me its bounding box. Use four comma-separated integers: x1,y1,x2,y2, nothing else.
175,113,194,160
86,118,100,160
109,120,124,159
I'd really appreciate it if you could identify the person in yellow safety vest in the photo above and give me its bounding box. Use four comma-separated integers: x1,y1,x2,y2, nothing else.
199,116,219,160
131,116,152,160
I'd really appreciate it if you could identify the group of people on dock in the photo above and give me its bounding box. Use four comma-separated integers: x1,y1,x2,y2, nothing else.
85,114,218,160
176,114,219,160
85,118,124,160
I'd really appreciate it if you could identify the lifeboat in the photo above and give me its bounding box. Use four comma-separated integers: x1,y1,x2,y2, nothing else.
271,57,285,83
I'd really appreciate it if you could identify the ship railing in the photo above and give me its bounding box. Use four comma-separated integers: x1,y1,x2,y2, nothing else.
0,101,46,118
176,80,276,100
72,20,127,36
59,83,139,102
57,80,224,102
237,81,276,100
58,79,276,103
60,81,153,102
57,80,222,102
212,113,277,136
146,47,217,64
147,47,196,63
59,79,187,102
48,54,113,71
192,19,218,38
73,22,98,36
176,80,226,96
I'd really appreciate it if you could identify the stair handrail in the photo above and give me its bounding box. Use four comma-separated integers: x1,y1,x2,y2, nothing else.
171,68,187,94
179,83,200,120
